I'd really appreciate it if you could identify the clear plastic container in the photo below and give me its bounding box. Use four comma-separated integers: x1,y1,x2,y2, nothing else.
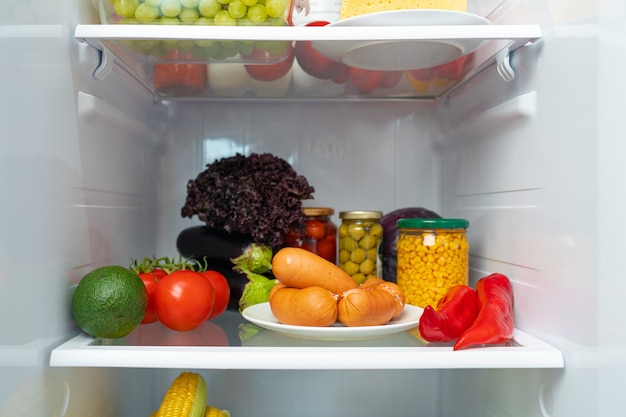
338,210,383,284
396,218,469,308
97,0,299,64
284,207,337,263
98,0,298,27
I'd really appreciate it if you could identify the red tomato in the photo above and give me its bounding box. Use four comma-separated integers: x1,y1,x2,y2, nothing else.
432,55,468,80
152,270,215,332
138,271,164,324
347,66,385,94
153,269,168,277
331,66,348,84
295,21,345,80
316,236,337,264
380,71,403,89
244,43,295,82
201,270,230,320
305,219,327,240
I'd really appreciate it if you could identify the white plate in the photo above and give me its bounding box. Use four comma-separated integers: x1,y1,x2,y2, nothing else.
311,10,492,71
241,302,423,341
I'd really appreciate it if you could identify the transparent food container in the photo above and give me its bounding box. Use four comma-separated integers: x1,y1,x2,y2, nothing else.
97,0,302,65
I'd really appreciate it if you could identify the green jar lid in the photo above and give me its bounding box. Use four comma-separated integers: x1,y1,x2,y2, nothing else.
397,218,469,229
339,210,383,220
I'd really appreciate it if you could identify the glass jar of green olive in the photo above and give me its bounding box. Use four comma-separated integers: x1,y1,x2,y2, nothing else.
338,210,383,284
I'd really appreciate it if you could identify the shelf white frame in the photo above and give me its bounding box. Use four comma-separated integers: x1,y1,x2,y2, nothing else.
76,24,541,43
51,329,563,370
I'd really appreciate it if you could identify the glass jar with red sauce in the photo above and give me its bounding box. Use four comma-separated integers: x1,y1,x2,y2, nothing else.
284,207,337,263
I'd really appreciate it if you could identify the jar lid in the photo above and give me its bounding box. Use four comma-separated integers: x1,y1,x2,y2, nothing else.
339,210,383,220
302,207,334,216
397,218,469,229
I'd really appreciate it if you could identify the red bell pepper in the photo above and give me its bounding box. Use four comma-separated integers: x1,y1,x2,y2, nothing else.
453,273,515,350
418,285,479,343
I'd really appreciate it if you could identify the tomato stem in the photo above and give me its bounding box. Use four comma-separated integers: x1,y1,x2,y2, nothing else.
130,255,200,275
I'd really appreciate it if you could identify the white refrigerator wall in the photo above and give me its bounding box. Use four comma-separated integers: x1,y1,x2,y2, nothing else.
2,1,626,417
0,0,159,414
439,12,626,416
156,99,442,255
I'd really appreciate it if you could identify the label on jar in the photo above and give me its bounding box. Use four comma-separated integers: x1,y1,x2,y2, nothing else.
423,233,436,246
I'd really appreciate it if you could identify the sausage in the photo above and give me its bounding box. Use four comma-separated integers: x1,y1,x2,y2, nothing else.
360,277,406,318
337,287,398,327
269,285,339,327
269,282,287,302
271,247,358,294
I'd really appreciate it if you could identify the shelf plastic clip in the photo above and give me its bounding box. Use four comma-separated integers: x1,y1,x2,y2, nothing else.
496,47,515,82
93,46,115,81
294,0,310,15
75,39,115,81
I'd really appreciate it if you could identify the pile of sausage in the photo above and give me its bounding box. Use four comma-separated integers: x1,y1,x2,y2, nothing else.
269,248,405,327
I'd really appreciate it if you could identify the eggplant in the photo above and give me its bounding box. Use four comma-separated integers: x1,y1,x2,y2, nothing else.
177,226,257,262
380,207,441,282
176,226,256,311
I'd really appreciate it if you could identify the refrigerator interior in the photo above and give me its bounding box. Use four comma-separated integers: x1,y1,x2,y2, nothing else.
2,0,626,415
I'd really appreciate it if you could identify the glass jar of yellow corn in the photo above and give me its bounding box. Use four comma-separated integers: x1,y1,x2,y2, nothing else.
396,218,469,308
338,210,383,284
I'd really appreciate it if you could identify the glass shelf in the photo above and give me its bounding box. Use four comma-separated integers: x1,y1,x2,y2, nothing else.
50,310,563,370
74,22,541,100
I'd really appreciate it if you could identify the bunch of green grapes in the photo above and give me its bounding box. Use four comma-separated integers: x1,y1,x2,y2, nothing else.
110,0,290,26
124,37,288,62
110,0,291,60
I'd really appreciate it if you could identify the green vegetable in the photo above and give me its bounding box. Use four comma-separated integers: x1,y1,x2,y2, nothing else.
231,244,273,275
238,271,278,312
231,243,277,312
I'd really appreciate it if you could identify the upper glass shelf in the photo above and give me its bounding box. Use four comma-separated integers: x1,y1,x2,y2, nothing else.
75,21,541,43
74,20,541,100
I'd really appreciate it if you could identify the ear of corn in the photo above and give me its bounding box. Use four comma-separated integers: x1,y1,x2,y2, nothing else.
154,371,208,417
204,406,231,417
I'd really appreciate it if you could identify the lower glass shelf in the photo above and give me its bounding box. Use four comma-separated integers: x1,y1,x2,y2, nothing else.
50,311,563,370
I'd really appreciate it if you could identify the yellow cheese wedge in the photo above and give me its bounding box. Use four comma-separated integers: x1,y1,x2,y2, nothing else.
340,0,467,20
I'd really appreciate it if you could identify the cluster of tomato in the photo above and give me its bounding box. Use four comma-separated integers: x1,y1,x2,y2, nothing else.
284,217,337,263
241,21,401,93
132,257,230,332
292,21,402,93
